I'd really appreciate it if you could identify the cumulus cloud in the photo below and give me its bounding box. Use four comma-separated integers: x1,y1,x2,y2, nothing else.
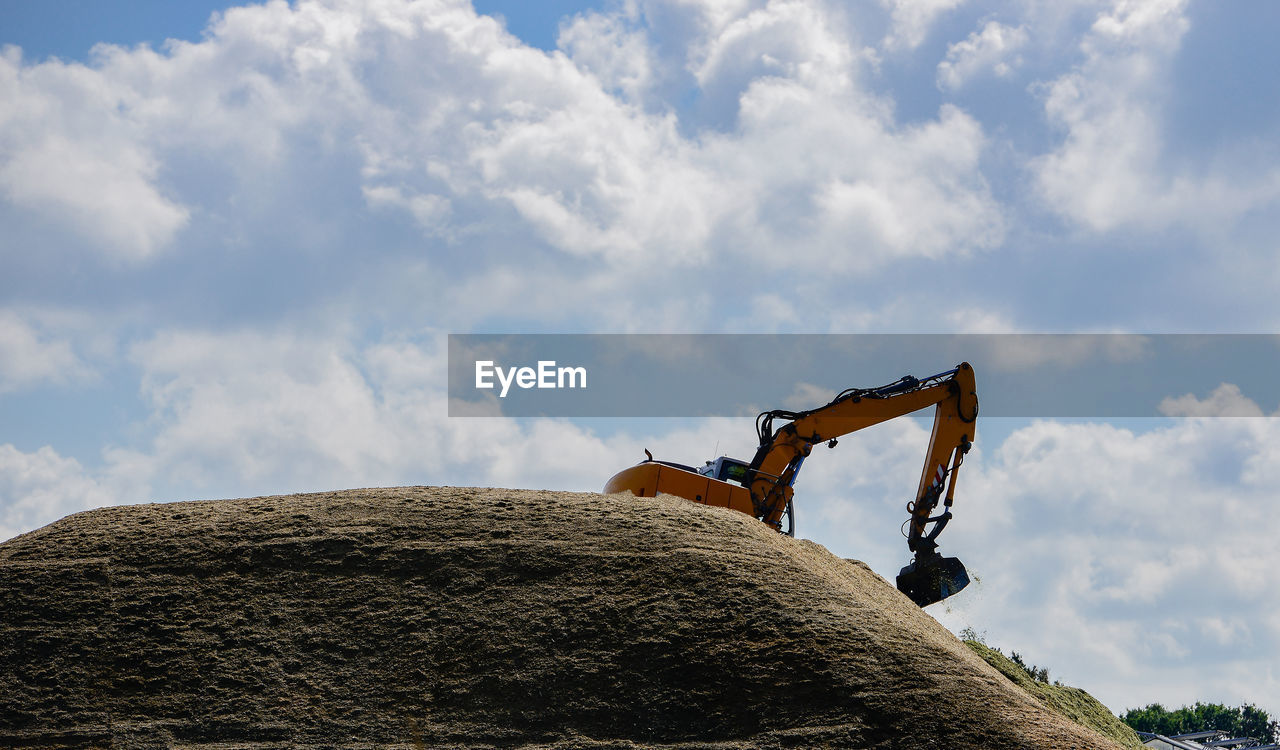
880,0,966,51
126,330,406,488
0,321,769,541
936,20,1028,91
689,0,854,92
0,0,1003,283
0,47,190,260
1033,0,1280,232
362,184,452,237
971,333,1151,373
1159,383,1267,418
0,311,91,391
0,444,131,542
779,380,836,410
557,8,655,104
112,326,751,499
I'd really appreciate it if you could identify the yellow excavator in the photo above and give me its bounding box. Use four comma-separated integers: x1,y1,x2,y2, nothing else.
604,362,978,607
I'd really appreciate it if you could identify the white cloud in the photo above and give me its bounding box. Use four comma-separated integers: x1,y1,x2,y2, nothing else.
558,9,655,104
1159,383,1267,418
0,0,1003,281
0,444,130,542
936,21,1028,91
880,0,966,51
823,105,1000,258
690,0,854,92
0,310,91,391
779,380,836,410
1089,0,1186,46
0,321,773,538
115,326,751,499
970,333,1151,373
1032,0,1280,232
712,91,1003,267
739,292,801,332
126,329,421,489
1199,616,1251,648
362,184,452,236
0,48,189,260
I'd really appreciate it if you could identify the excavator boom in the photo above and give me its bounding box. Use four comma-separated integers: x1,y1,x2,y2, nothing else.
603,362,979,608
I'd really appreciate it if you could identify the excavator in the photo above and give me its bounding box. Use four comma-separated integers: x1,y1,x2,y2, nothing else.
603,362,978,608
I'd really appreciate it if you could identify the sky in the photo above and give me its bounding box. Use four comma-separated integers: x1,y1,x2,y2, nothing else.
2,0,1280,719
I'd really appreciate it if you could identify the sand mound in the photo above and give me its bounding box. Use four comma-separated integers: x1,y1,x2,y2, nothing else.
1,487,1124,749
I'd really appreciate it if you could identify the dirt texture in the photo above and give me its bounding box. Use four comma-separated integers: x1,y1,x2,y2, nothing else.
1,486,1127,749
963,641,1144,749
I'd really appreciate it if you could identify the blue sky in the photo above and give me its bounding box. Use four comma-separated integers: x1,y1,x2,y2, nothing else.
3,0,1280,719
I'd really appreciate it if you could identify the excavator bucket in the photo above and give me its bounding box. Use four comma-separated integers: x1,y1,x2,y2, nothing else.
896,552,970,607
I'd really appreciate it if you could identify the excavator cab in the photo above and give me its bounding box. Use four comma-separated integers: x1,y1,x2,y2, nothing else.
896,552,970,608
696,457,751,484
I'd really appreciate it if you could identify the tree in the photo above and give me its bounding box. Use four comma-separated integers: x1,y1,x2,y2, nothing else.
1008,651,1050,684
1240,704,1279,743
1121,702,1280,743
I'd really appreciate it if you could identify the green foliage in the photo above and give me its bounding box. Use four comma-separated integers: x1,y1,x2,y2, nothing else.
963,640,1145,750
961,636,1280,747
1120,701,1280,743
1009,650,1051,684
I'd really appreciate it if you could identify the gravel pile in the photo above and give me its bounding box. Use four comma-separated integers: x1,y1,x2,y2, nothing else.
1,486,1125,748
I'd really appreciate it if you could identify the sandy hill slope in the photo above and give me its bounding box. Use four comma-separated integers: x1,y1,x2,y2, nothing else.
964,641,1144,748
1,487,1126,749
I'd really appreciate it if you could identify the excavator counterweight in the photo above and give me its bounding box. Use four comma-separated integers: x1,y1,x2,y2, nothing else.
603,362,978,608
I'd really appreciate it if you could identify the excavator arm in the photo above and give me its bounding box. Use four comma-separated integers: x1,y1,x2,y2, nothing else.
602,362,979,607
746,362,978,606
748,363,977,548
